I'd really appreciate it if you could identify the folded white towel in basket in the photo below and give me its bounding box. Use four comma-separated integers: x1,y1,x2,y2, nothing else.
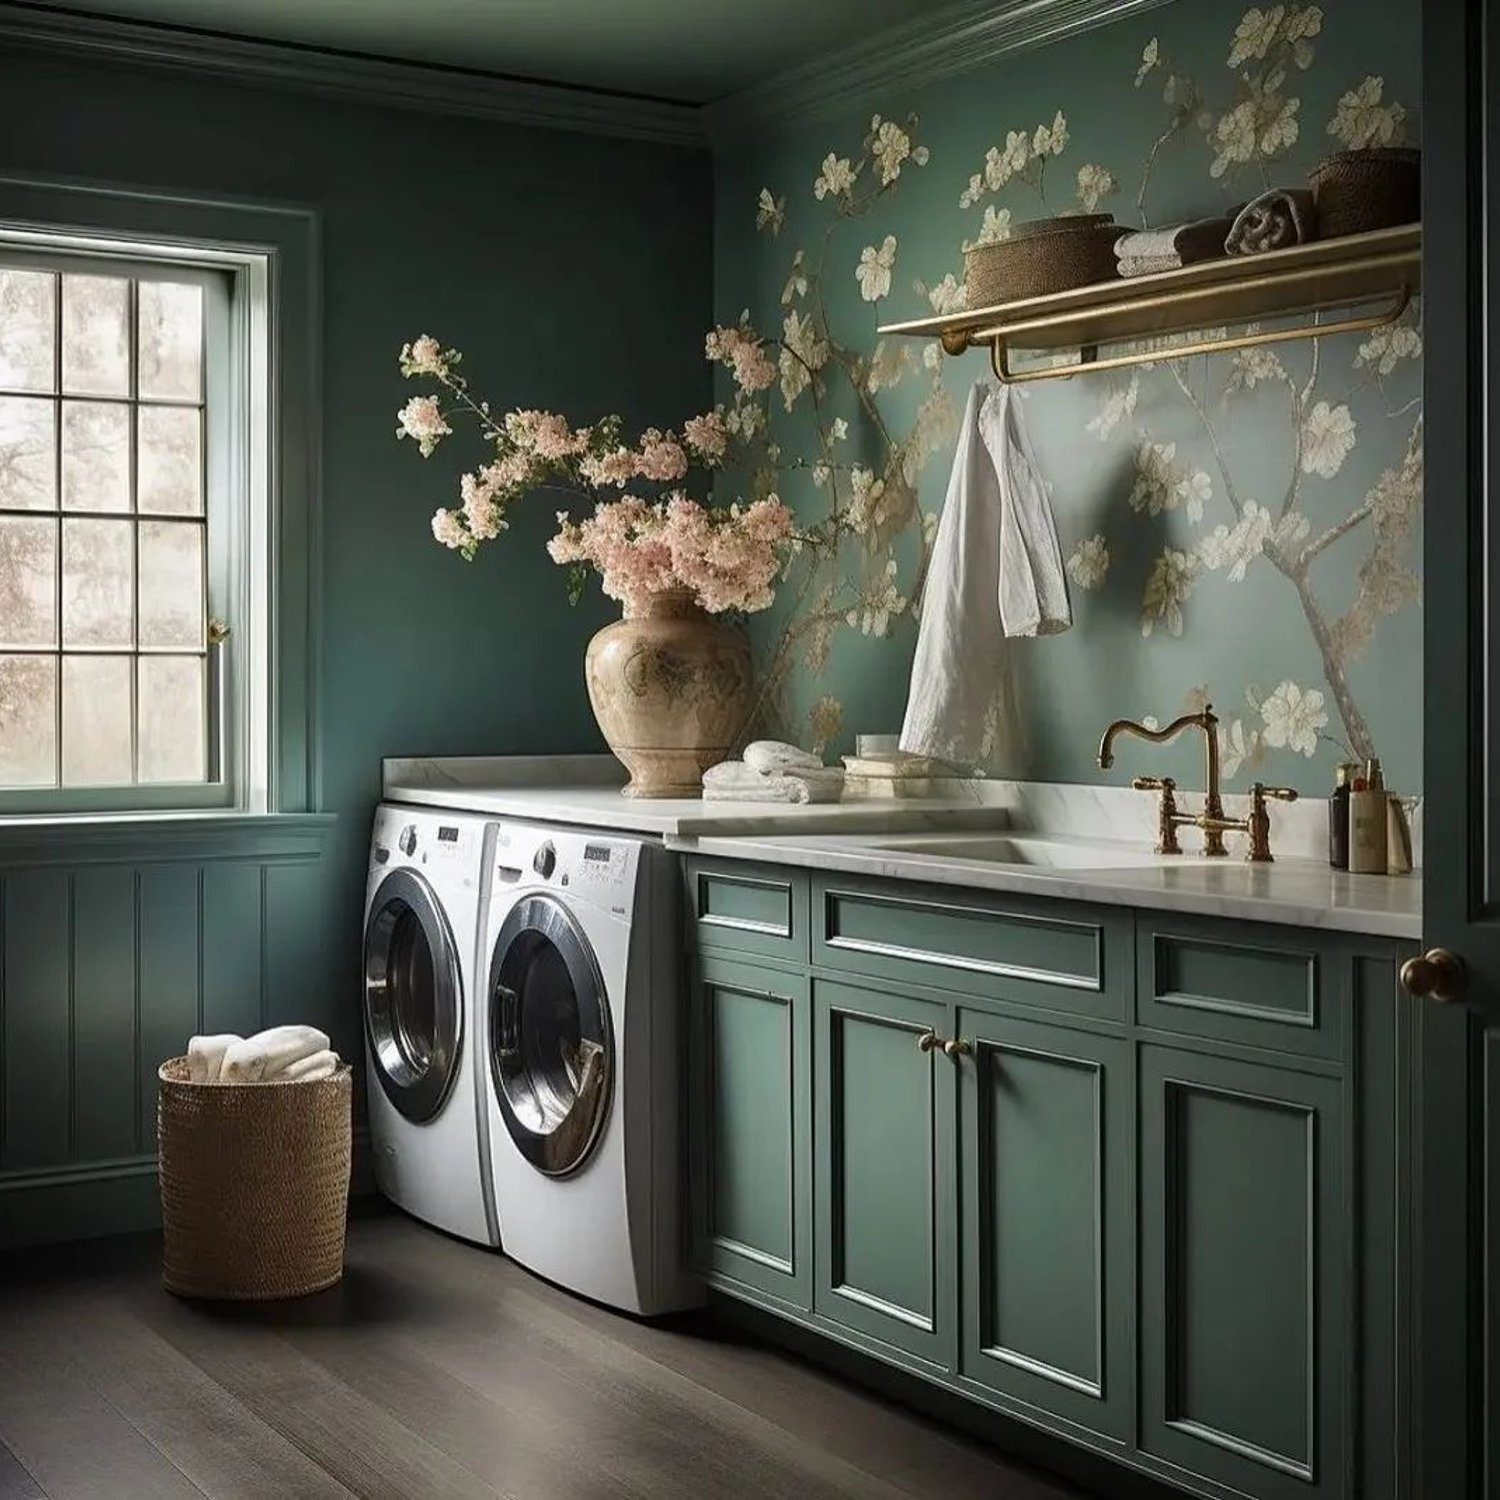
279,1048,340,1083
186,1033,241,1084
220,1025,332,1084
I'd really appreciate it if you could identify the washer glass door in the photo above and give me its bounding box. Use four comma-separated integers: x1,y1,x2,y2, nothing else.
488,894,613,1177
363,867,463,1123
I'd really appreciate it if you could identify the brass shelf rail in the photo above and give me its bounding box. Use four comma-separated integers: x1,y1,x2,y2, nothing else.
876,224,1421,384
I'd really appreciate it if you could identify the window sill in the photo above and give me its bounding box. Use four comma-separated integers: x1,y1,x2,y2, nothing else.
0,810,336,866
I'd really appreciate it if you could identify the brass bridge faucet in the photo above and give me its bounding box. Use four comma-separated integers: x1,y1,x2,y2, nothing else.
1096,706,1298,862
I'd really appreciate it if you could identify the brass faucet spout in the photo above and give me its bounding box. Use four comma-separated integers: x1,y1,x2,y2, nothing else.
1096,707,1228,857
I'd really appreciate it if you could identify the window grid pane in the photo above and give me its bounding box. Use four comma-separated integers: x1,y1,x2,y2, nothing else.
0,266,211,790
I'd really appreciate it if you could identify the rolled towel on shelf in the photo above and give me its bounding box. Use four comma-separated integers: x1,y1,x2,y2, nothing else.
186,1033,242,1084
1114,212,1237,272
1225,188,1315,255
221,1024,332,1084
1117,253,1188,279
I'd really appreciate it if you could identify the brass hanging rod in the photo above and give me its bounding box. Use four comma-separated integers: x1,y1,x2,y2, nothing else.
876,225,1422,385
989,286,1411,384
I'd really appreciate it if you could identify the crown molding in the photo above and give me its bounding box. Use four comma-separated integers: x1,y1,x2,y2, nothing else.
0,1,706,148
707,0,1180,141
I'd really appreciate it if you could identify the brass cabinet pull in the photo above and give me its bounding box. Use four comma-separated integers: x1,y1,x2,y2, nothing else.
943,1037,973,1059
917,1030,941,1053
1399,947,1467,1003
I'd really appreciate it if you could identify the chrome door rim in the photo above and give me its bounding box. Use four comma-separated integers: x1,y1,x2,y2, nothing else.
363,867,463,1124
487,893,613,1178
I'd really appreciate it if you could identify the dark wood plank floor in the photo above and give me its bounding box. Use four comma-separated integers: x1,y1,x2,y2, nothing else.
0,1212,1096,1500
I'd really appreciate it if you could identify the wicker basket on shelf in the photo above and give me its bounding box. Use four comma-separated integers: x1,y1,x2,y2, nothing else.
157,1056,352,1300
1309,148,1420,238
963,214,1125,308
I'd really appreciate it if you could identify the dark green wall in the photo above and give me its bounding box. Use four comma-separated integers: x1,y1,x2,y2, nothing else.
0,50,710,1242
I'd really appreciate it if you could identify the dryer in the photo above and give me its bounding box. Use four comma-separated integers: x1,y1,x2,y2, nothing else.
479,820,700,1314
362,805,498,1246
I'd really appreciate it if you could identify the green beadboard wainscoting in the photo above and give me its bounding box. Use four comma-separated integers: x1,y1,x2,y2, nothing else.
712,0,1423,797
0,48,710,1245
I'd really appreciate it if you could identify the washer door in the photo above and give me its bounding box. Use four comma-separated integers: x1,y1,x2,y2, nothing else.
488,893,613,1178
363,867,463,1124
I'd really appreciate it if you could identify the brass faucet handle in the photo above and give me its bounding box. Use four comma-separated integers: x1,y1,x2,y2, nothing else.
1131,775,1176,792
1244,783,1297,863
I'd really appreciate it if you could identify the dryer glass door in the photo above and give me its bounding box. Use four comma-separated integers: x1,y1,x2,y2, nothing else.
488,893,613,1177
363,867,463,1123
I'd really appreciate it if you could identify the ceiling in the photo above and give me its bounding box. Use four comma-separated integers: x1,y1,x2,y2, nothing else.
26,0,941,103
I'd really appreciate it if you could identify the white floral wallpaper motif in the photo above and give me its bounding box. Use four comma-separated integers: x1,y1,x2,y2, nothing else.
714,0,1422,792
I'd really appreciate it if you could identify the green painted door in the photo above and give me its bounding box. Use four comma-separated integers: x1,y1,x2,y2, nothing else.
1139,1044,1346,1500
813,979,956,1371
687,953,812,1311
955,1007,1132,1442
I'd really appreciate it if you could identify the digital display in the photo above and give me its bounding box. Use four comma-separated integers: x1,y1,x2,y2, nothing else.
437,826,460,843
583,843,612,864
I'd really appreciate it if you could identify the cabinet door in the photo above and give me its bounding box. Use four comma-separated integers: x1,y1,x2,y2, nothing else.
956,1009,1132,1442
1139,1045,1346,1500
687,954,811,1310
813,979,955,1370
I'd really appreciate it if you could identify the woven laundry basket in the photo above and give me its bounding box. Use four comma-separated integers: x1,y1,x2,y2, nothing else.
1309,148,1420,238
964,213,1124,308
157,1056,352,1300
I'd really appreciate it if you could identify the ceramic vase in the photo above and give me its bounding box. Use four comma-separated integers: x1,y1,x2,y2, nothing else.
584,589,753,799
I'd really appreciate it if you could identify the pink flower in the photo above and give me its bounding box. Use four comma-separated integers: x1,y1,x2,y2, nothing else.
396,395,450,456
683,410,729,464
706,323,776,394
579,445,639,489
431,508,469,550
506,409,586,460
400,335,449,379
636,428,690,483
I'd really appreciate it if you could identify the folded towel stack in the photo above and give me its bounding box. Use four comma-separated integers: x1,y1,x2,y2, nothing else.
701,740,845,804
186,1025,340,1084
1224,188,1315,255
1115,213,1237,277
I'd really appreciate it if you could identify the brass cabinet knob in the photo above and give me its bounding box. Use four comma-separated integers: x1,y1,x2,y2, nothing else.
917,1030,941,1053
943,1037,972,1059
1400,947,1467,1003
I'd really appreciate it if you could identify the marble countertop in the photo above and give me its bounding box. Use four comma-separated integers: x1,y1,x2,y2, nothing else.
667,828,1422,940
383,756,1422,938
381,754,1011,837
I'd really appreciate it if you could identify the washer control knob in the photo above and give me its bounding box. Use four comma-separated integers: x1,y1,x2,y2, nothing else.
398,824,418,857
533,841,557,878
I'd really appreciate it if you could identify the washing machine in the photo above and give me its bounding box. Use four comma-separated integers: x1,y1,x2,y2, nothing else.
362,805,498,1246
479,820,700,1314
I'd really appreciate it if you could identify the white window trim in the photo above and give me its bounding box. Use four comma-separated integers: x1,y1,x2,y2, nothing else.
0,175,321,822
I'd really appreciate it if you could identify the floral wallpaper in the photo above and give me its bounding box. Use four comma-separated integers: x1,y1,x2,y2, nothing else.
712,0,1422,796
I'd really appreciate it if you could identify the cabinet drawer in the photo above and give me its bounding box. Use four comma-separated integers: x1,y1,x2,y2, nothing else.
1136,915,1341,1059
812,875,1130,1021
685,859,808,965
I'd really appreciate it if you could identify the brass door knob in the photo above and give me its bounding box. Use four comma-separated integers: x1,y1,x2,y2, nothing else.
1399,947,1467,1003
917,1030,941,1053
943,1037,972,1059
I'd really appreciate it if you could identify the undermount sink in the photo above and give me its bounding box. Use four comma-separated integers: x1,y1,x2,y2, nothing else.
872,834,1168,869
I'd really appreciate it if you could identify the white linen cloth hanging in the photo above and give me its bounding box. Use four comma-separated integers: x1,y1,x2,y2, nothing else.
899,381,1070,764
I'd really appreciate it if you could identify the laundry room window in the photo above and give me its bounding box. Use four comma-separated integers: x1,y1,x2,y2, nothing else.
0,233,267,813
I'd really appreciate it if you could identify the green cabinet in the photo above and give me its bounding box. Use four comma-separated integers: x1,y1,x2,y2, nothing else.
1138,1044,1346,1499
813,979,956,1369
682,855,1405,1500
956,1007,1133,1443
686,952,811,1310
